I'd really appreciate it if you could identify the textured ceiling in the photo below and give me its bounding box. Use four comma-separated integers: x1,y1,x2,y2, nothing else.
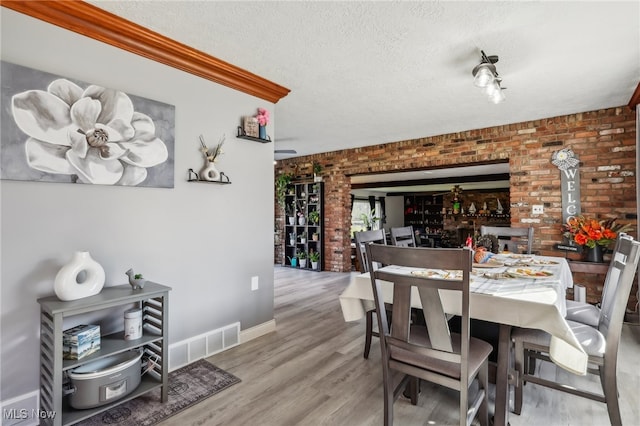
90,1,639,160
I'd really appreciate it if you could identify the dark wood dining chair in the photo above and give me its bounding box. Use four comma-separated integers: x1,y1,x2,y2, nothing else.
511,234,640,426
365,243,492,426
480,225,534,254
390,225,417,247
354,229,388,359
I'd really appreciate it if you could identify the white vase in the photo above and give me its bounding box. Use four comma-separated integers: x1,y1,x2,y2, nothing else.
288,216,295,225
299,259,307,268
54,251,105,301
200,161,220,181
298,217,306,226
311,261,319,270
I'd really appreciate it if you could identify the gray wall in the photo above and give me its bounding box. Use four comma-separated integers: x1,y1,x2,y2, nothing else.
1,9,275,399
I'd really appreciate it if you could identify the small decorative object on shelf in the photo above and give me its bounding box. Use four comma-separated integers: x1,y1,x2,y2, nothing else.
242,115,259,138
54,251,105,301
313,161,323,182
125,268,146,290
124,307,143,340
236,107,272,143
188,134,231,184
199,134,224,181
255,107,270,139
297,250,307,268
309,251,320,270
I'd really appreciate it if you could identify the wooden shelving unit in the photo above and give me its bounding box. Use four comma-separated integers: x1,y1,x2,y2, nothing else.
283,182,324,271
37,283,171,426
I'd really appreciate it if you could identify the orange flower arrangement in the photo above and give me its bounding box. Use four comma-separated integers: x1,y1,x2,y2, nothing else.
563,216,631,248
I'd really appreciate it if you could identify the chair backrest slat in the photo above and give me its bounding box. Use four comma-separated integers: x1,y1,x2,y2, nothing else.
480,226,534,254
354,229,386,273
390,226,416,247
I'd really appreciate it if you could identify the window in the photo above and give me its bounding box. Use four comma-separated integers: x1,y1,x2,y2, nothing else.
351,198,382,236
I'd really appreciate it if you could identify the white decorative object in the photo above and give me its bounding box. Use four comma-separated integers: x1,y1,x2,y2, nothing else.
496,199,504,214
468,202,477,214
200,161,220,181
54,251,105,301
125,268,146,290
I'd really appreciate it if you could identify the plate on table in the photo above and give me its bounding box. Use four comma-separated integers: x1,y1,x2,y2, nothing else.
472,260,504,268
505,268,554,279
509,258,559,267
411,269,461,280
482,272,513,280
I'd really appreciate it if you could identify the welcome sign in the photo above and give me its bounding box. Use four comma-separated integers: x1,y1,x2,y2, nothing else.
552,148,581,248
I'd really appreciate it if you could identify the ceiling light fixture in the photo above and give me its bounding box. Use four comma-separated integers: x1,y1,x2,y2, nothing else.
472,50,505,104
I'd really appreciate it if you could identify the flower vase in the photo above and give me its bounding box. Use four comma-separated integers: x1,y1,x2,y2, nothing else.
54,251,105,301
298,217,306,226
200,161,220,181
288,216,295,225
299,259,307,268
585,245,604,263
259,125,267,140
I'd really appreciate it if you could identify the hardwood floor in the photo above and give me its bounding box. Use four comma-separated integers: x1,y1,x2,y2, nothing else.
160,267,640,425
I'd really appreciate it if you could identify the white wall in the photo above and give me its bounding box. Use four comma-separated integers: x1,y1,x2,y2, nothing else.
1,9,276,399
384,196,405,229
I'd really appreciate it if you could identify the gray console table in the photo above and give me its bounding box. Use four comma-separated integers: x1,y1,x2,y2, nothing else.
37,282,171,426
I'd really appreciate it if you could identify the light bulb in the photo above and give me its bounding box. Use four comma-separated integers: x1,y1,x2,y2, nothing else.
473,65,494,88
489,88,506,104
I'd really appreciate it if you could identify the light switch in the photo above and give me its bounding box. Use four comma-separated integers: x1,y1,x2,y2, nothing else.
532,205,544,215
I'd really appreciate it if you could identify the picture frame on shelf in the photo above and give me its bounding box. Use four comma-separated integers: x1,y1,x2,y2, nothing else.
242,116,259,138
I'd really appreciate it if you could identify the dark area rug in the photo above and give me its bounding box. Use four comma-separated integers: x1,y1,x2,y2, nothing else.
76,359,241,426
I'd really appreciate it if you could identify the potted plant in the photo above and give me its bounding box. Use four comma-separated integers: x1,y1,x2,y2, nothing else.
296,250,307,268
361,208,380,230
275,172,293,210
299,231,307,244
286,202,296,225
309,251,320,270
125,268,146,290
312,232,319,241
309,210,320,225
313,161,322,182
288,232,296,246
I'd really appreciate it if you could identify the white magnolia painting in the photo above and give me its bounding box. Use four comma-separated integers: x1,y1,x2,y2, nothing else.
1,61,175,188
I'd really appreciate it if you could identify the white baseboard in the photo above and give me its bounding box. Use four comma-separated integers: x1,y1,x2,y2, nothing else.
240,319,276,343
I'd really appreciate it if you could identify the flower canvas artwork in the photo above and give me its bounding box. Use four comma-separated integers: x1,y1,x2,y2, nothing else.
1,61,175,188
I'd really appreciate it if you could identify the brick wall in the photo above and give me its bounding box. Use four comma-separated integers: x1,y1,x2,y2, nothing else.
275,106,638,306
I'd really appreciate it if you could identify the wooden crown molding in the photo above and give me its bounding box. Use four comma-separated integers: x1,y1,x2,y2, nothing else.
2,1,290,103
629,82,640,110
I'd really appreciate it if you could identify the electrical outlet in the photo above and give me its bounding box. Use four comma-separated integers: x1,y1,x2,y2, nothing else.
251,276,259,291
532,205,544,215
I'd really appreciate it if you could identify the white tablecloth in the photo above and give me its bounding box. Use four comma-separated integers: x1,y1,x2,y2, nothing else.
339,255,588,375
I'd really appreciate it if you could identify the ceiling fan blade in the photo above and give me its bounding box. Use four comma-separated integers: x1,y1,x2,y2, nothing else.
275,149,297,154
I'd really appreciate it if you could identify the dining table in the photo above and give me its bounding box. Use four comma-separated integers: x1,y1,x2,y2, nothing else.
339,252,588,426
